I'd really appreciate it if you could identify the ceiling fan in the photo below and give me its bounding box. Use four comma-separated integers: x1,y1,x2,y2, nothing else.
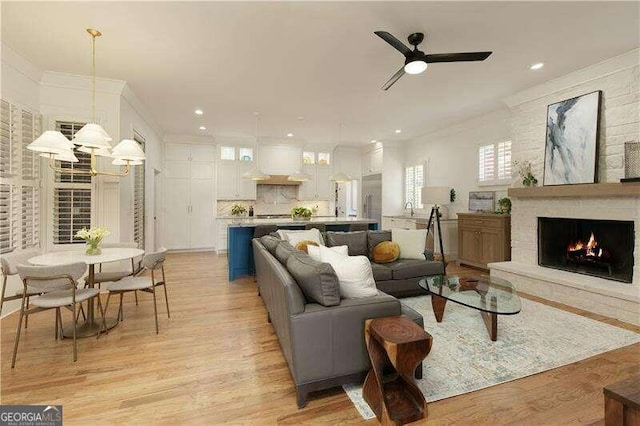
374,31,492,91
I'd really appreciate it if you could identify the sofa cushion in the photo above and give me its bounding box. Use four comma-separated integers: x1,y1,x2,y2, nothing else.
260,235,281,254
307,244,348,262
295,240,319,253
274,241,296,265
325,231,368,257
388,259,444,280
372,241,400,264
370,263,392,282
319,245,378,299
392,228,428,260
367,230,392,258
277,229,324,246
287,252,340,307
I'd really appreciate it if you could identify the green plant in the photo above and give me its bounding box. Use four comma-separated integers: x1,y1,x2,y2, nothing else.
497,197,512,215
514,160,538,187
231,204,247,216
290,206,313,218
450,188,456,203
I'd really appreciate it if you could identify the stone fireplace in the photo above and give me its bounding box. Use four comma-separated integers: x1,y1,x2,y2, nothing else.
538,217,634,283
489,185,640,326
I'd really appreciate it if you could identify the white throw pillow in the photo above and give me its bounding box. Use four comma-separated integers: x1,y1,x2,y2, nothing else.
392,228,428,260
307,244,348,262
277,229,325,247
319,245,378,299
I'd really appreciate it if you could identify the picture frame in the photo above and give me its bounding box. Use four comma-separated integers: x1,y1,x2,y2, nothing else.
468,191,495,212
543,90,602,186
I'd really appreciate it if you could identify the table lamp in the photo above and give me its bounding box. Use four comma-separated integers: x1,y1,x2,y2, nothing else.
421,186,450,272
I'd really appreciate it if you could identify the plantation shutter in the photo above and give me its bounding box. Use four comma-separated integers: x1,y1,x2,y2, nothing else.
414,164,424,209
52,120,92,245
405,166,414,207
497,141,512,180
133,133,145,249
0,99,41,254
478,144,495,182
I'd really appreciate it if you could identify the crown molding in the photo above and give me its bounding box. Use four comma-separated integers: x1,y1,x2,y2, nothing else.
40,71,126,95
164,134,215,145
503,48,640,108
121,84,164,139
1,42,43,85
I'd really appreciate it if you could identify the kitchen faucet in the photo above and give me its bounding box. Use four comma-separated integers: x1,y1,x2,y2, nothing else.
404,201,414,217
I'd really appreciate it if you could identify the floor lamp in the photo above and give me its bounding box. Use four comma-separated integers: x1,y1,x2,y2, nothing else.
421,186,450,273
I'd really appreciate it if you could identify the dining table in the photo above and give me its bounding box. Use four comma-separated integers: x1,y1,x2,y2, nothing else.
29,247,145,338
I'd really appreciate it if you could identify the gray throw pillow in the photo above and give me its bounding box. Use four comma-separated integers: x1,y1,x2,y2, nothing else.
325,231,368,257
286,251,340,307
260,235,281,254
367,230,392,259
274,241,296,265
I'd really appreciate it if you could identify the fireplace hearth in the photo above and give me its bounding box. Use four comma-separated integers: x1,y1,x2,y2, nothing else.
538,217,634,283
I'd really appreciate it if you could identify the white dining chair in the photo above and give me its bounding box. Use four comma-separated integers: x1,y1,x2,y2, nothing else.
1,249,42,324
12,262,107,367
104,248,169,334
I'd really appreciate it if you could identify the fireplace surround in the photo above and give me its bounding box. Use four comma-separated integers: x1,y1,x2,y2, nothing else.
538,217,634,283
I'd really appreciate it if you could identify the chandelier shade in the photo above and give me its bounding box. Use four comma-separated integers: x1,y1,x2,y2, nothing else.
242,166,270,181
329,171,353,183
78,146,112,157
72,123,113,149
111,139,146,161
287,171,312,182
27,131,74,154
112,158,143,166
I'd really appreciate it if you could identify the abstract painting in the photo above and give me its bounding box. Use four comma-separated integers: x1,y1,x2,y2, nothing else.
543,91,601,185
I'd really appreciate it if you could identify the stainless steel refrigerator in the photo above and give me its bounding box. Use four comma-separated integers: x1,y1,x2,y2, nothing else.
362,173,382,225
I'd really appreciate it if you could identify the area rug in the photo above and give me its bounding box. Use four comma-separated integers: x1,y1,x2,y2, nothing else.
343,295,640,419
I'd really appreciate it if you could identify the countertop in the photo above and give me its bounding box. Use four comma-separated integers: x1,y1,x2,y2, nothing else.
227,217,378,228
383,215,458,222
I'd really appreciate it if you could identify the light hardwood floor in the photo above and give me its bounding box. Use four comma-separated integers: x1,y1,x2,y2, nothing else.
1,252,638,425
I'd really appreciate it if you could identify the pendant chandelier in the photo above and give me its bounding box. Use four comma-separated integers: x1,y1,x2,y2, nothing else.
27,28,145,176
243,112,270,181
329,123,353,182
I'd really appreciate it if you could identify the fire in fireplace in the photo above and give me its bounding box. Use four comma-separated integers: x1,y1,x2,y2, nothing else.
538,218,634,283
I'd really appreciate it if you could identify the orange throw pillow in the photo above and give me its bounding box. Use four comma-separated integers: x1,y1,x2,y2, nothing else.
295,240,320,253
373,241,400,264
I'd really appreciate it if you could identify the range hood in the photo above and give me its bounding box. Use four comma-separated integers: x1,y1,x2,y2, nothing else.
256,174,302,186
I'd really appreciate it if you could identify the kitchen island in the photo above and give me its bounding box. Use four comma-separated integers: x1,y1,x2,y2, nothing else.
227,218,378,280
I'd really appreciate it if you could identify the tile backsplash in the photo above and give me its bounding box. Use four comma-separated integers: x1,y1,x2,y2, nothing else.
217,185,332,216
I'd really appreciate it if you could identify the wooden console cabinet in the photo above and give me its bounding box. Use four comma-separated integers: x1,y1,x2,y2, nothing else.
457,213,511,269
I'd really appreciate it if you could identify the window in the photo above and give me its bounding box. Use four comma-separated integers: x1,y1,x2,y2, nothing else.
238,147,253,161
53,120,92,245
303,151,315,164
478,141,511,185
0,99,41,254
133,133,145,249
317,152,330,165
220,146,235,160
404,164,424,209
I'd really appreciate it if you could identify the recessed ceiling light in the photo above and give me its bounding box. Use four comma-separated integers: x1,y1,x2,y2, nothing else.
199,126,206,130
286,133,294,137
296,116,304,121
530,62,544,70
195,109,204,115
370,140,377,144
394,129,402,134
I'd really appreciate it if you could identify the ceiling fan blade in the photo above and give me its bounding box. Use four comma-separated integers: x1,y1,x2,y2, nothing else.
374,31,412,57
424,52,492,63
381,67,406,91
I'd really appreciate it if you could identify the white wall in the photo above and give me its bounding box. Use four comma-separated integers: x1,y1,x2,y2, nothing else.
506,49,639,183
403,108,511,216
119,85,164,251
381,144,404,216
0,43,41,111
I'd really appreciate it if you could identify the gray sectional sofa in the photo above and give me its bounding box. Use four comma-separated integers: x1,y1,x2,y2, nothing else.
252,230,443,408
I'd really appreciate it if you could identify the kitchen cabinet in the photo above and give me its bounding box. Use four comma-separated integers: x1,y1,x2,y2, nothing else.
457,213,510,269
299,164,333,200
381,216,419,230
363,146,383,175
164,144,215,250
259,145,302,175
216,160,257,200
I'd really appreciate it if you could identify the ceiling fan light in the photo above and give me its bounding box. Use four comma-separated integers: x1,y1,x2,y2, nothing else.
404,60,428,75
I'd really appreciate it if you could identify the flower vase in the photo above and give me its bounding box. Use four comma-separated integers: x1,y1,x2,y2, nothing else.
85,240,102,255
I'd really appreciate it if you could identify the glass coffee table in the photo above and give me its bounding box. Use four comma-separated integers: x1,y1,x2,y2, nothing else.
418,275,521,341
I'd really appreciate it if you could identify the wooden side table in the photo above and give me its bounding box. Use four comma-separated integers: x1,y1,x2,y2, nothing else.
603,375,640,426
362,316,432,425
